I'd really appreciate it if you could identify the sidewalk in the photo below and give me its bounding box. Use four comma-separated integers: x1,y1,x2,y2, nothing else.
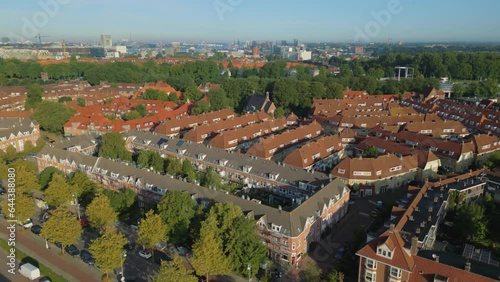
0,220,101,282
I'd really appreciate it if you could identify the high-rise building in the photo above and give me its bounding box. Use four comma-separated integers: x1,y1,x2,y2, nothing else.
100,35,112,48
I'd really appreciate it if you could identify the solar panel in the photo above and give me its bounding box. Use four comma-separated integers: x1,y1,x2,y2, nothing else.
462,244,474,258
176,140,184,147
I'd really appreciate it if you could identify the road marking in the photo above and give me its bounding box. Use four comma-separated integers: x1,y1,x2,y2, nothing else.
368,200,377,205
359,212,370,217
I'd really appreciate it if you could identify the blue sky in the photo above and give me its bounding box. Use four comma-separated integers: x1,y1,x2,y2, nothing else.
1,0,499,43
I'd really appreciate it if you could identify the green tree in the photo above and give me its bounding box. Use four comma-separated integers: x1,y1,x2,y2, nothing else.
274,107,285,118
447,190,466,212
166,157,182,176
25,84,43,109
181,159,197,183
2,193,35,223
137,150,152,168
58,96,72,103
32,101,76,134
44,174,74,207
301,261,323,282
157,191,197,245
150,151,164,172
103,188,136,215
208,88,232,111
38,166,64,190
135,104,147,117
451,83,465,98
86,194,118,230
9,161,40,194
4,145,17,162
23,140,35,153
98,132,132,161
152,257,197,282
76,97,86,107
137,210,167,250
68,170,98,205
89,227,127,278
202,167,221,189
310,82,326,99
192,215,231,279
40,206,81,254
183,85,203,102
362,146,379,158
325,80,344,99
123,110,142,121
453,202,488,244
485,150,500,169
192,100,211,115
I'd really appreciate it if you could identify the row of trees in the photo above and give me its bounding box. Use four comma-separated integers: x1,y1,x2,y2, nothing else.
329,52,500,81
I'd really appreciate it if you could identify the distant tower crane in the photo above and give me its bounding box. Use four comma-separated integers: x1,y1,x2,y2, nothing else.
35,33,49,48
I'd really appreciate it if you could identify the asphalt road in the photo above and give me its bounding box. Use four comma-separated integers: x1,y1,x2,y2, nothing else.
0,249,15,282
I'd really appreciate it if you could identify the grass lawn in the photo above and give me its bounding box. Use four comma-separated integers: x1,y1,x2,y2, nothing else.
0,239,68,282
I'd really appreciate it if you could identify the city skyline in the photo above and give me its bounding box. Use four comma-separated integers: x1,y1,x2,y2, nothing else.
1,0,500,43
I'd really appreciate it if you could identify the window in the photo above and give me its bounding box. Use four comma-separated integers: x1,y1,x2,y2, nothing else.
390,267,402,278
365,272,375,282
365,259,376,269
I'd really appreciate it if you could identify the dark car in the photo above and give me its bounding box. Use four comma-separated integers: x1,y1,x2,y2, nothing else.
65,244,80,256
0,187,5,195
31,225,42,235
80,218,90,227
54,241,62,249
39,277,52,282
80,249,95,265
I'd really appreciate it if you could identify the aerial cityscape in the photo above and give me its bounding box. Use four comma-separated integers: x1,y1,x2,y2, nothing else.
1,1,500,282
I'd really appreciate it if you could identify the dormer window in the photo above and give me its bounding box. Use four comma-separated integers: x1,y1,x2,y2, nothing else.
376,245,394,259
242,165,252,173
219,159,228,166
271,224,282,232
177,149,186,155
269,172,279,180
197,153,206,160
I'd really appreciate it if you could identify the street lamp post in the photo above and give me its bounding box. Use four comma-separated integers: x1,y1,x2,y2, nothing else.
120,251,127,282
72,194,80,220
247,263,251,282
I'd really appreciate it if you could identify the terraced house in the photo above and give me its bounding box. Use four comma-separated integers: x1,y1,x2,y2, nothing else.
283,134,344,171
0,118,41,152
357,170,497,282
35,145,349,267
246,121,323,160
331,154,419,196
124,130,330,200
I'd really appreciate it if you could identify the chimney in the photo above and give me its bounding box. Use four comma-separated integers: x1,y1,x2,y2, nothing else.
435,255,440,263
465,259,471,272
410,236,418,255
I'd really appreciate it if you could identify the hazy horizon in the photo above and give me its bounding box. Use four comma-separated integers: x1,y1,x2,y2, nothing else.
1,0,500,43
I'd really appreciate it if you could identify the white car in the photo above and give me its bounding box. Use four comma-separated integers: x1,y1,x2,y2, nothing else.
18,219,33,229
139,250,152,259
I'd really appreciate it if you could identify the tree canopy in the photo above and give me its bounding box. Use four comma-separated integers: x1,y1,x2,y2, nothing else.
98,132,132,161
157,191,197,245
89,227,127,277
86,193,118,230
137,210,167,250
152,257,197,282
44,174,74,207
31,101,76,134
40,206,81,254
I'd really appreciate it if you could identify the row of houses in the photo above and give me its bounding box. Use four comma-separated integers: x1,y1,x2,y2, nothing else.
246,121,324,160
36,143,349,267
0,118,41,152
182,111,271,143
356,170,499,282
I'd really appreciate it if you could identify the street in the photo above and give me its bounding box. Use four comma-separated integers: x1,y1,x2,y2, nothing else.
0,249,15,282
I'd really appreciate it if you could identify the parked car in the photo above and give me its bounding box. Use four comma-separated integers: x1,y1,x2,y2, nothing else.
39,277,52,282
30,225,42,235
0,187,6,195
65,244,80,257
54,241,62,249
18,219,33,229
155,241,168,250
80,218,90,227
80,250,95,265
370,210,378,218
139,249,152,259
